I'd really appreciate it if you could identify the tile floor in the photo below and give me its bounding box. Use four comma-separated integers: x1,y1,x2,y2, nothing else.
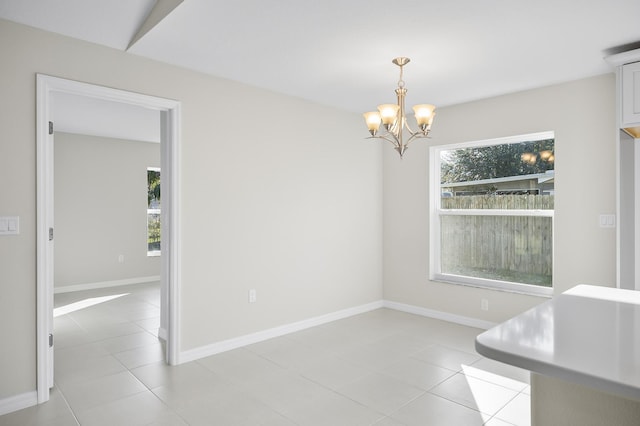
0,282,530,425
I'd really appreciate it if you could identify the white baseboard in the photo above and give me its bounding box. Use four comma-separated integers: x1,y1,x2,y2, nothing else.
178,299,495,364
54,276,161,294
383,300,497,330
178,300,384,364
0,391,37,416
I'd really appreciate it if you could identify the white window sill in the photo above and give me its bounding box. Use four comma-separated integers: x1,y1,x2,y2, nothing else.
432,273,553,298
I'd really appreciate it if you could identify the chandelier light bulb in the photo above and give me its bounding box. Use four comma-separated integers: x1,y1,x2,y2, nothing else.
539,150,553,161
413,104,436,130
377,104,400,126
363,111,382,135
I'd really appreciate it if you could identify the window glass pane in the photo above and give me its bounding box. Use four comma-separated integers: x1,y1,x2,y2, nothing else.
147,167,160,255
440,138,554,206
148,169,161,209
147,212,161,253
440,214,552,287
434,133,554,291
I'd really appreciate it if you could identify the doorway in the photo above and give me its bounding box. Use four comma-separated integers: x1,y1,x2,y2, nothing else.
36,75,181,403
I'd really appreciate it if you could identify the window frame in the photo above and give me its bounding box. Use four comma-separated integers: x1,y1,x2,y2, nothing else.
429,131,554,297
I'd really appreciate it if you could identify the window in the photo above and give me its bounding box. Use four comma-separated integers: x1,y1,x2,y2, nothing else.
147,167,161,256
430,132,554,296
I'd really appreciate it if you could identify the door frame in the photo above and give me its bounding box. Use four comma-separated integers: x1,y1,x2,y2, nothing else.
36,74,182,403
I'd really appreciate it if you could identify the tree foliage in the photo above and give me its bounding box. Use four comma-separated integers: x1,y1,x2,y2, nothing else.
147,169,161,207
441,139,554,184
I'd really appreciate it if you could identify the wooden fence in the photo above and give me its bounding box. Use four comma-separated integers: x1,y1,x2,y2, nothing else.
441,194,554,210
440,195,553,285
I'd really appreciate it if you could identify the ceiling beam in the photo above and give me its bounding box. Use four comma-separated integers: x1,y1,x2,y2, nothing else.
127,0,184,51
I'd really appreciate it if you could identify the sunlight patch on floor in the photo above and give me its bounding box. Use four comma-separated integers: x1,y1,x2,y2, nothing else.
54,293,130,317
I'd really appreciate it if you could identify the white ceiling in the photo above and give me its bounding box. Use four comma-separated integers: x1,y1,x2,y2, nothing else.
2,0,640,114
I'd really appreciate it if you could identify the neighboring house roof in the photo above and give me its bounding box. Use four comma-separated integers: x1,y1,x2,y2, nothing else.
441,170,555,188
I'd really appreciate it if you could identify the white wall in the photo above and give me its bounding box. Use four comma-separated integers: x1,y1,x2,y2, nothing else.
383,74,617,322
54,132,161,289
0,16,619,406
0,19,382,400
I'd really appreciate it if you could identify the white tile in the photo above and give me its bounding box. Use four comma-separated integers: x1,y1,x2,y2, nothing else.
84,322,147,341
197,347,284,385
284,391,384,426
131,360,218,389
142,413,189,425
113,342,165,369
298,353,372,390
54,354,126,385
369,332,434,356
484,417,518,426
493,392,531,426
429,373,518,417
471,357,531,385
52,328,93,350
246,336,327,370
240,369,335,415
460,364,529,392
134,316,160,332
119,308,160,321
390,392,485,426
175,387,294,426
372,417,409,426
429,323,484,353
336,372,425,415
151,374,237,411
287,323,367,353
74,391,175,426
411,344,482,371
52,315,81,333
381,357,457,391
55,341,110,364
8,285,534,426
335,340,412,371
58,371,147,412
98,330,160,354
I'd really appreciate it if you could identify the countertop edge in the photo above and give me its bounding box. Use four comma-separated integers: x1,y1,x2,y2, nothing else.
475,333,640,402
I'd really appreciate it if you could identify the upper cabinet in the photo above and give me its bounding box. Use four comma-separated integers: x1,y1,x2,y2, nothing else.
607,48,640,138
622,61,640,132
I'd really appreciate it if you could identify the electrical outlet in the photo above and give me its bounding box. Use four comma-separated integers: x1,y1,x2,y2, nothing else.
118,254,125,263
481,299,489,311
248,289,257,303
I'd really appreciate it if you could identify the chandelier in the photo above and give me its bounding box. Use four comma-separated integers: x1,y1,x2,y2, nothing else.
363,57,436,158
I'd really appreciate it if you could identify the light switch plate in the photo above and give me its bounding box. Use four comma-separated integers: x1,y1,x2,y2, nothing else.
599,214,615,228
0,216,19,235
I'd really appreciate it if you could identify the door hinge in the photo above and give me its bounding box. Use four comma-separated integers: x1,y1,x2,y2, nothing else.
49,333,53,348
49,227,54,241
48,121,53,135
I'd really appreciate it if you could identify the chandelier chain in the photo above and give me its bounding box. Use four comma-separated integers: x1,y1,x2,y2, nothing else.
398,64,405,88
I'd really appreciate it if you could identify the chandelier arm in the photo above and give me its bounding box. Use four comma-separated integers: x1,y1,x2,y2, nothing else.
403,120,417,134
388,119,402,139
404,130,431,147
367,134,401,148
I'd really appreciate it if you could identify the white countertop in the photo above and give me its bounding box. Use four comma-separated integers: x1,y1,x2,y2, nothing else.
475,285,640,400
